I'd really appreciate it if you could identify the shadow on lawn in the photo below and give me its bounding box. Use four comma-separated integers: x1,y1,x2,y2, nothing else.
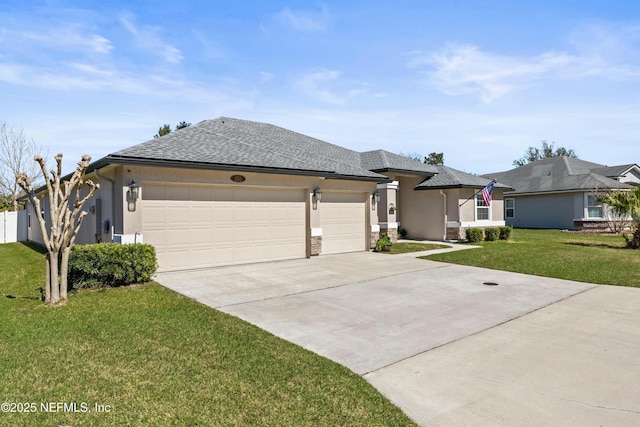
564,241,628,250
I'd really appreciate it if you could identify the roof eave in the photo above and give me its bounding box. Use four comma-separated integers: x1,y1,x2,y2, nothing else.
370,168,437,177
94,155,387,182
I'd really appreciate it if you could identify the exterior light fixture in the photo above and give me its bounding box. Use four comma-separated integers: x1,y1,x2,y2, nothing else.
373,190,380,204
128,180,140,200
313,187,322,202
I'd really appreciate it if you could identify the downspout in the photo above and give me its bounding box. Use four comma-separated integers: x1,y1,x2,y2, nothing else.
94,168,115,240
440,190,447,241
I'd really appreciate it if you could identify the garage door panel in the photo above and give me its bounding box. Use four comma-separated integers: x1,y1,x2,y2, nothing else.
143,184,306,271
320,192,366,255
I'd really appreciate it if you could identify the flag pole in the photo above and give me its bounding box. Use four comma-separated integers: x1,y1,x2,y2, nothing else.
459,179,497,207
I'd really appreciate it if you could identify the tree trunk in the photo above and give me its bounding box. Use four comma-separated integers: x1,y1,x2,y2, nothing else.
60,247,71,301
44,253,51,304
50,250,60,304
631,225,640,249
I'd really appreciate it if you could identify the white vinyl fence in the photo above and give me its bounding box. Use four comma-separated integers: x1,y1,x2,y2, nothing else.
1,211,18,244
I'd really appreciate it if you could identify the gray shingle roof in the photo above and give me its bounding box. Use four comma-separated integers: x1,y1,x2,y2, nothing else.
484,156,634,195
415,166,512,190
109,117,385,180
590,164,638,178
360,150,439,175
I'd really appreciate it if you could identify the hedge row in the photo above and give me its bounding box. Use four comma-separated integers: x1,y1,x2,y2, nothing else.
69,243,157,289
465,226,512,243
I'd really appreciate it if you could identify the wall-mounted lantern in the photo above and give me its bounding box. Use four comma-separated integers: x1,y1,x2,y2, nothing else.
313,187,322,203
128,180,140,212
128,180,140,200
388,203,396,215
372,190,380,204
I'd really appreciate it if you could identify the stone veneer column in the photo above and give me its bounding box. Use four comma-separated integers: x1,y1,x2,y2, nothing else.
310,227,322,256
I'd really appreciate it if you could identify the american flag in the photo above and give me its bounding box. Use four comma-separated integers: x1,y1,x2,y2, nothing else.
481,181,495,206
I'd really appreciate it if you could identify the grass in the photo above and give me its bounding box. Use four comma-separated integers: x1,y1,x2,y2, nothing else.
381,241,450,254
423,229,640,287
0,242,416,426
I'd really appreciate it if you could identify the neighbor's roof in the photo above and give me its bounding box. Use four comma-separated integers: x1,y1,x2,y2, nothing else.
590,163,639,179
484,156,635,195
415,166,513,190
360,150,439,175
94,117,387,181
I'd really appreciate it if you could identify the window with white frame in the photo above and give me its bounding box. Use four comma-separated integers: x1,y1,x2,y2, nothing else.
475,194,490,220
505,198,515,218
587,195,603,218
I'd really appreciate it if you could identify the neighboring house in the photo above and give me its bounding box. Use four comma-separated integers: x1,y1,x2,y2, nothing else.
484,156,640,230
24,117,509,271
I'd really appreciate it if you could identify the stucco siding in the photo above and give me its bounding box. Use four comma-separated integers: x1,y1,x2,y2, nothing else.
506,193,577,229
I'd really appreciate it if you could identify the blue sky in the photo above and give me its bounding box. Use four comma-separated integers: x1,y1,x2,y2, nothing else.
1,1,639,175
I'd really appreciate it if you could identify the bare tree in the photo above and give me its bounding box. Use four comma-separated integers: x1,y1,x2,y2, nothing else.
0,123,45,211
16,154,99,305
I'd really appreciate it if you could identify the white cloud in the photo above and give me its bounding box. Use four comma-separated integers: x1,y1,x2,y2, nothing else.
0,26,112,54
119,14,183,64
410,44,575,102
272,5,330,32
412,26,640,103
295,69,367,105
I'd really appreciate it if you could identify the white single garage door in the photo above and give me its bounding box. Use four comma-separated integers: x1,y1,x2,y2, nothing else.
142,184,306,271
320,191,367,254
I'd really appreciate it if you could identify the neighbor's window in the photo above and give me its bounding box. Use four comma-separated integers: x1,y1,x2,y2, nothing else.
476,194,489,220
587,195,603,218
505,198,515,218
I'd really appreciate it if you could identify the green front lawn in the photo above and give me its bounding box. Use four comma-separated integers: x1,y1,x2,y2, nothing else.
0,243,415,426
381,242,450,254
423,229,640,287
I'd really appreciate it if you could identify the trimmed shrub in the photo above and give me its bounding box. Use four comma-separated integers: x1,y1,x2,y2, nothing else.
484,227,500,241
499,226,512,240
465,228,484,243
398,227,408,239
69,243,157,289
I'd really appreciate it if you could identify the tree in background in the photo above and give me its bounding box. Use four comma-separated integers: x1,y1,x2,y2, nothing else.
598,187,640,249
16,154,99,305
153,124,171,139
153,121,192,138
176,121,191,130
399,151,444,165
425,152,444,166
513,140,578,167
0,122,46,211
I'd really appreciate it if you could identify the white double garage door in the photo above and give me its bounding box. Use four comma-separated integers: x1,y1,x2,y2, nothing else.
143,183,367,271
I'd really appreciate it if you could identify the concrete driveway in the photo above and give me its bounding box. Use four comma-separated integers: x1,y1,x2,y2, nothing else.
156,250,640,426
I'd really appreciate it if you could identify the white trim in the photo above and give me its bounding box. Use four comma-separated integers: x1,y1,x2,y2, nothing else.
377,181,399,191
371,224,380,232
584,193,604,219
474,193,491,221
447,221,506,228
311,227,323,237
504,198,515,219
379,222,398,229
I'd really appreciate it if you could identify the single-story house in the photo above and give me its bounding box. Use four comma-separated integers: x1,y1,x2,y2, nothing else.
24,117,510,271
484,156,640,230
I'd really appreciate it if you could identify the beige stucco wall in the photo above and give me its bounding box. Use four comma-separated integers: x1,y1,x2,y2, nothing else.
390,176,507,241
97,165,376,249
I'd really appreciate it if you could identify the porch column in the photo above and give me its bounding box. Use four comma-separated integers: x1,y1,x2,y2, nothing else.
376,181,399,242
